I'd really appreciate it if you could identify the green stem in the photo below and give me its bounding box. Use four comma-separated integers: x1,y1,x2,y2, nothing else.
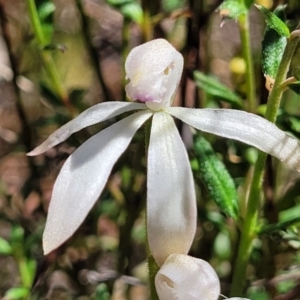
148,254,160,300
26,0,73,112
18,258,31,289
141,10,153,42
230,33,300,296
238,13,256,112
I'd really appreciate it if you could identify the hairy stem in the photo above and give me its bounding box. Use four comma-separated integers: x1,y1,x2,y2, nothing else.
230,33,300,296
238,12,256,112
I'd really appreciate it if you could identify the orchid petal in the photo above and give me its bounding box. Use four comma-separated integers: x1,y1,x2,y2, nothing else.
125,39,183,110
155,254,220,300
43,110,152,254
147,111,196,266
168,107,300,171
28,102,146,156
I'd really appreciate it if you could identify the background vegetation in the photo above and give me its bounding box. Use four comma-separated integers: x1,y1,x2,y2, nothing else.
0,0,300,299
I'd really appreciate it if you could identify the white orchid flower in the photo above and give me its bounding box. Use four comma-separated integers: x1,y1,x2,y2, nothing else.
28,39,300,265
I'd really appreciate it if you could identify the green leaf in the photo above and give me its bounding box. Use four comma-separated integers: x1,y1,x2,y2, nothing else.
0,237,12,255
193,134,238,219
10,227,24,243
218,0,247,21
256,5,290,37
259,216,300,235
288,116,300,132
4,287,29,300
38,2,56,21
95,283,110,300
193,71,242,106
121,2,143,24
261,5,287,81
105,0,143,24
262,32,287,81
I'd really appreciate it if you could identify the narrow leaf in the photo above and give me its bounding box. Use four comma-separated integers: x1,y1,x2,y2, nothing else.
259,216,300,235
193,71,242,106
256,5,290,37
261,5,288,83
4,287,29,300
0,237,12,255
193,134,238,219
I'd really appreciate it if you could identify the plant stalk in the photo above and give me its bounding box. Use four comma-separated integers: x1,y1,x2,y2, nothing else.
238,12,256,112
230,33,300,296
26,0,73,112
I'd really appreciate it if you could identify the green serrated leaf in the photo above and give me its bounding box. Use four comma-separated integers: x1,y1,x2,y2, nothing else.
256,5,290,37
218,0,247,21
193,71,242,106
193,134,238,219
262,30,287,79
0,237,12,255
261,5,287,81
5,287,29,300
